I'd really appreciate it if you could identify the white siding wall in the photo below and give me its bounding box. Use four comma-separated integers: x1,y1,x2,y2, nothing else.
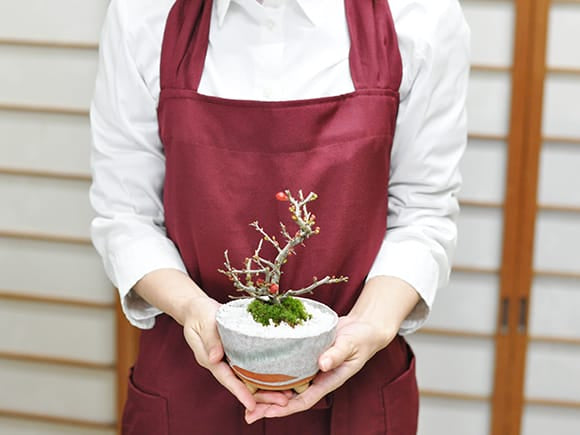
0,1,115,434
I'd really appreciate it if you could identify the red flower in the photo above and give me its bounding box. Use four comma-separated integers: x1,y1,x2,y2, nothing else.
256,278,265,286
268,283,279,294
275,191,289,201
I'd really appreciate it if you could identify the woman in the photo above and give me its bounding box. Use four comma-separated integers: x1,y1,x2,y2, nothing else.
90,0,469,433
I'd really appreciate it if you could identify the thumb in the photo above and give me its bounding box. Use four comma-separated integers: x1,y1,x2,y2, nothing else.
319,336,354,372
198,322,224,364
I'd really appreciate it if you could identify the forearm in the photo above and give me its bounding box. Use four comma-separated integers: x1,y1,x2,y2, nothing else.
133,268,210,326
349,276,420,346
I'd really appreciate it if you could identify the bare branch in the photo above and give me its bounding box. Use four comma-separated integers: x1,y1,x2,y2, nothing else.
251,221,282,253
285,275,349,297
279,222,292,243
218,190,346,305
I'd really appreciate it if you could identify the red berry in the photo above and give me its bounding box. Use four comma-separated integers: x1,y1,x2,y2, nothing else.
269,283,279,294
275,191,289,201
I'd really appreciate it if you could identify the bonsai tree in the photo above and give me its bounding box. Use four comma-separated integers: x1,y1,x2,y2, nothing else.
218,189,348,327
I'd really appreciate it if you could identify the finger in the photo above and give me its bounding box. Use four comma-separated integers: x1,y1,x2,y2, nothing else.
254,390,291,406
245,403,273,424
210,361,257,411
263,365,354,419
319,335,355,372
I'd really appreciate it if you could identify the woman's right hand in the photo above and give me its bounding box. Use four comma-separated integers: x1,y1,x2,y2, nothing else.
182,294,293,413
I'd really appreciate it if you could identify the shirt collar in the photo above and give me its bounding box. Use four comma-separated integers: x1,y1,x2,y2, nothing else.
216,0,233,27
216,0,326,27
295,0,325,26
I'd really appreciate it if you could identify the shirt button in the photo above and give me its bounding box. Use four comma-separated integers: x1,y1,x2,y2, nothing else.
265,19,275,31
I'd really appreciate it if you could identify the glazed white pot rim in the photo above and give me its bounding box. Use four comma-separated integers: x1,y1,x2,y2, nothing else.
216,297,338,339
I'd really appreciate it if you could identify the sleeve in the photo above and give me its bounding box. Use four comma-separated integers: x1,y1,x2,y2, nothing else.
366,1,471,334
89,0,187,329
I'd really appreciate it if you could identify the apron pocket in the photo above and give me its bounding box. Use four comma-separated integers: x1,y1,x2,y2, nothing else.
381,351,419,435
122,369,169,435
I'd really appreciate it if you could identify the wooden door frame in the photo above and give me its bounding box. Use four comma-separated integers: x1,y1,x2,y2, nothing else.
490,0,550,434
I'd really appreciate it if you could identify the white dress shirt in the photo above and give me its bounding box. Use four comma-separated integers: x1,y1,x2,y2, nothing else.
90,0,470,333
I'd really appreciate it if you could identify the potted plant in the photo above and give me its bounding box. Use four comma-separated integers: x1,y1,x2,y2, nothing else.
216,189,348,393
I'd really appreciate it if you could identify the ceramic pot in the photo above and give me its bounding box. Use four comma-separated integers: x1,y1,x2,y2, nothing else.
216,297,338,392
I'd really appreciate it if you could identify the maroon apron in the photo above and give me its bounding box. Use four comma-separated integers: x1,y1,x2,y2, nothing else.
122,0,419,433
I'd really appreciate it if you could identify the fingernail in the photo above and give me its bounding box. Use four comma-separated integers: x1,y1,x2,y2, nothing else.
320,356,331,371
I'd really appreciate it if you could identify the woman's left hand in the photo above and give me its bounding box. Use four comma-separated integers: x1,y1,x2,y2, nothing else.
244,275,420,424
244,314,394,423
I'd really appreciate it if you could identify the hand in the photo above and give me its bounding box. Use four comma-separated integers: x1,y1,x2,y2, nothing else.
244,314,396,423
244,275,419,423
182,295,293,412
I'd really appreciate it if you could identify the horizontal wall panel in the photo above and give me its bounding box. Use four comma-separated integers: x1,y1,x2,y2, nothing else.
547,3,580,69
0,300,114,364
538,142,580,207
522,405,580,435
0,418,114,435
0,45,97,110
524,342,580,402
529,276,580,340
460,138,507,203
455,207,504,269
543,73,580,138
406,334,495,396
0,174,93,238
0,360,115,423
462,0,515,67
418,397,490,435
534,211,580,274
467,71,512,136
0,110,90,175
0,238,113,304
0,0,108,44
427,271,499,334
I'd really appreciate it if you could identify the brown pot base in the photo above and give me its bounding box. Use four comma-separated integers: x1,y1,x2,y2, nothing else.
242,378,313,394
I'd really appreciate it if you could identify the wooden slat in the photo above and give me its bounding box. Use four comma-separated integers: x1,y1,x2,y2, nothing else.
0,351,114,371
471,64,512,73
537,204,580,213
525,398,580,410
533,269,580,279
460,199,504,209
542,135,580,145
0,229,91,245
548,66,580,75
418,327,494,340
420,389,490,402
468,133,508,142
0,103,88,117
0,38,98,50
0,290,114,310
453,265,500,275
528,335,580,346
0,409,115,431
0,167,91,182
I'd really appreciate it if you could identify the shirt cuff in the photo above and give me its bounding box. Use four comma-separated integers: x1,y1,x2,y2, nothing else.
108,236,187,329
366,239,440,335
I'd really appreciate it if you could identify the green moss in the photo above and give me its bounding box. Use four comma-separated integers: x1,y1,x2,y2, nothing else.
247,297,312,327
